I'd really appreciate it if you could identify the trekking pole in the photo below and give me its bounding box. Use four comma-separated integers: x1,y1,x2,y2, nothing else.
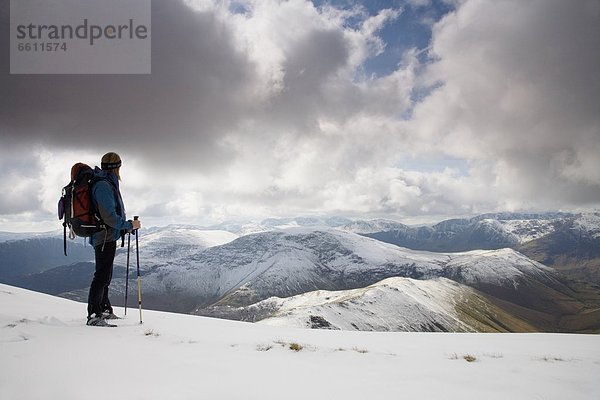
134,216,143,324
124,232,131,316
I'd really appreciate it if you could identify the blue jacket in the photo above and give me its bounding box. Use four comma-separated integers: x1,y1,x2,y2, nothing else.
89,167,133,247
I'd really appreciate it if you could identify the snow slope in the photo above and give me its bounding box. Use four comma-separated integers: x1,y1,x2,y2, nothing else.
258,277,473,331
243,277,536,333
1,283,599,400
499,218,558,243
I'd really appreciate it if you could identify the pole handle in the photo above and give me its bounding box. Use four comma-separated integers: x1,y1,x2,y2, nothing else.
133,215,139,235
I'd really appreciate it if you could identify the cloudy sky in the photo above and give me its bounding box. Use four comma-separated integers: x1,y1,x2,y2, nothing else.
1,0,599,231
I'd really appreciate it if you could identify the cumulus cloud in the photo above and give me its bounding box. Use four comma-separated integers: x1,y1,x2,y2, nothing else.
0,148,43,215
410,0,600,209
0,0,599,230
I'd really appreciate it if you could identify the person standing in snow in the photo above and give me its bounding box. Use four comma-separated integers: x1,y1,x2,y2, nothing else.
86,152,141,326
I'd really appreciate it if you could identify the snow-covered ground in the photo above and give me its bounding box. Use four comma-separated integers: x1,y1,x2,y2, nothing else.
1,283,599,400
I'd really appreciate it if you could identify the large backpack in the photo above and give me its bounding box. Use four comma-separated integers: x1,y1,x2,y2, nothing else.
58,163,106,256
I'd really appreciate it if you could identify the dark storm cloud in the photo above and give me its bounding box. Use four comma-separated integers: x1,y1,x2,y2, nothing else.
0,0,256,168
268,28,350,131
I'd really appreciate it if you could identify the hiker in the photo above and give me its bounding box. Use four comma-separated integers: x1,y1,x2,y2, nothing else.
86,152,141,326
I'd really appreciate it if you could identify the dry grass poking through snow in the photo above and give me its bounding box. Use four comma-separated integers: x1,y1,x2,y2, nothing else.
144,329,160,337
289,343,303,352
448,353,477,362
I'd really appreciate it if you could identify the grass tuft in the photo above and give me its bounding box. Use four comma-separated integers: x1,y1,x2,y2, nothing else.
144,329,159,337
289,343,303,352
483,352,503,359
539,356,566,362
256,344,273,352
353,347,369,354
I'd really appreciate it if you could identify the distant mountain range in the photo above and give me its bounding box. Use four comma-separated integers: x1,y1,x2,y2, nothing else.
343,212,600,285
346,212,574,250
517,215,600,284
0,227,237,305
186,228,599,333
0,237,92,279
1,212,599,333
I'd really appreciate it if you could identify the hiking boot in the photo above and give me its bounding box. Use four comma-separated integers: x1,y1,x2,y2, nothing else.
87,316,114,327
101,312,120,320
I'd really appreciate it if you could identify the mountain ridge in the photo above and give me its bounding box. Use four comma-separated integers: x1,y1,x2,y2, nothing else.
2,213,599,332
200,276,538,333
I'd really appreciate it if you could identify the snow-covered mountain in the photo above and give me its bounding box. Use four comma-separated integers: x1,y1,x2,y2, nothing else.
354,215,559,252
4,214,600,333
342,219,409,234
516,212,600,284
0,230,62,243
0,237,92,279
3,283,600,400
259,277,486,332
114,226,237,267
261,216,353,229
209,216,353,236
496,218,558,243
0,226,236,301
100,226,600,333
132,228,554,309
572,211,600,239
345,212,600,286
203,277,536,333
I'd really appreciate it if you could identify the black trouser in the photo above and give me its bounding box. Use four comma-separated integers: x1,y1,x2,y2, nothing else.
87,240,116,317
